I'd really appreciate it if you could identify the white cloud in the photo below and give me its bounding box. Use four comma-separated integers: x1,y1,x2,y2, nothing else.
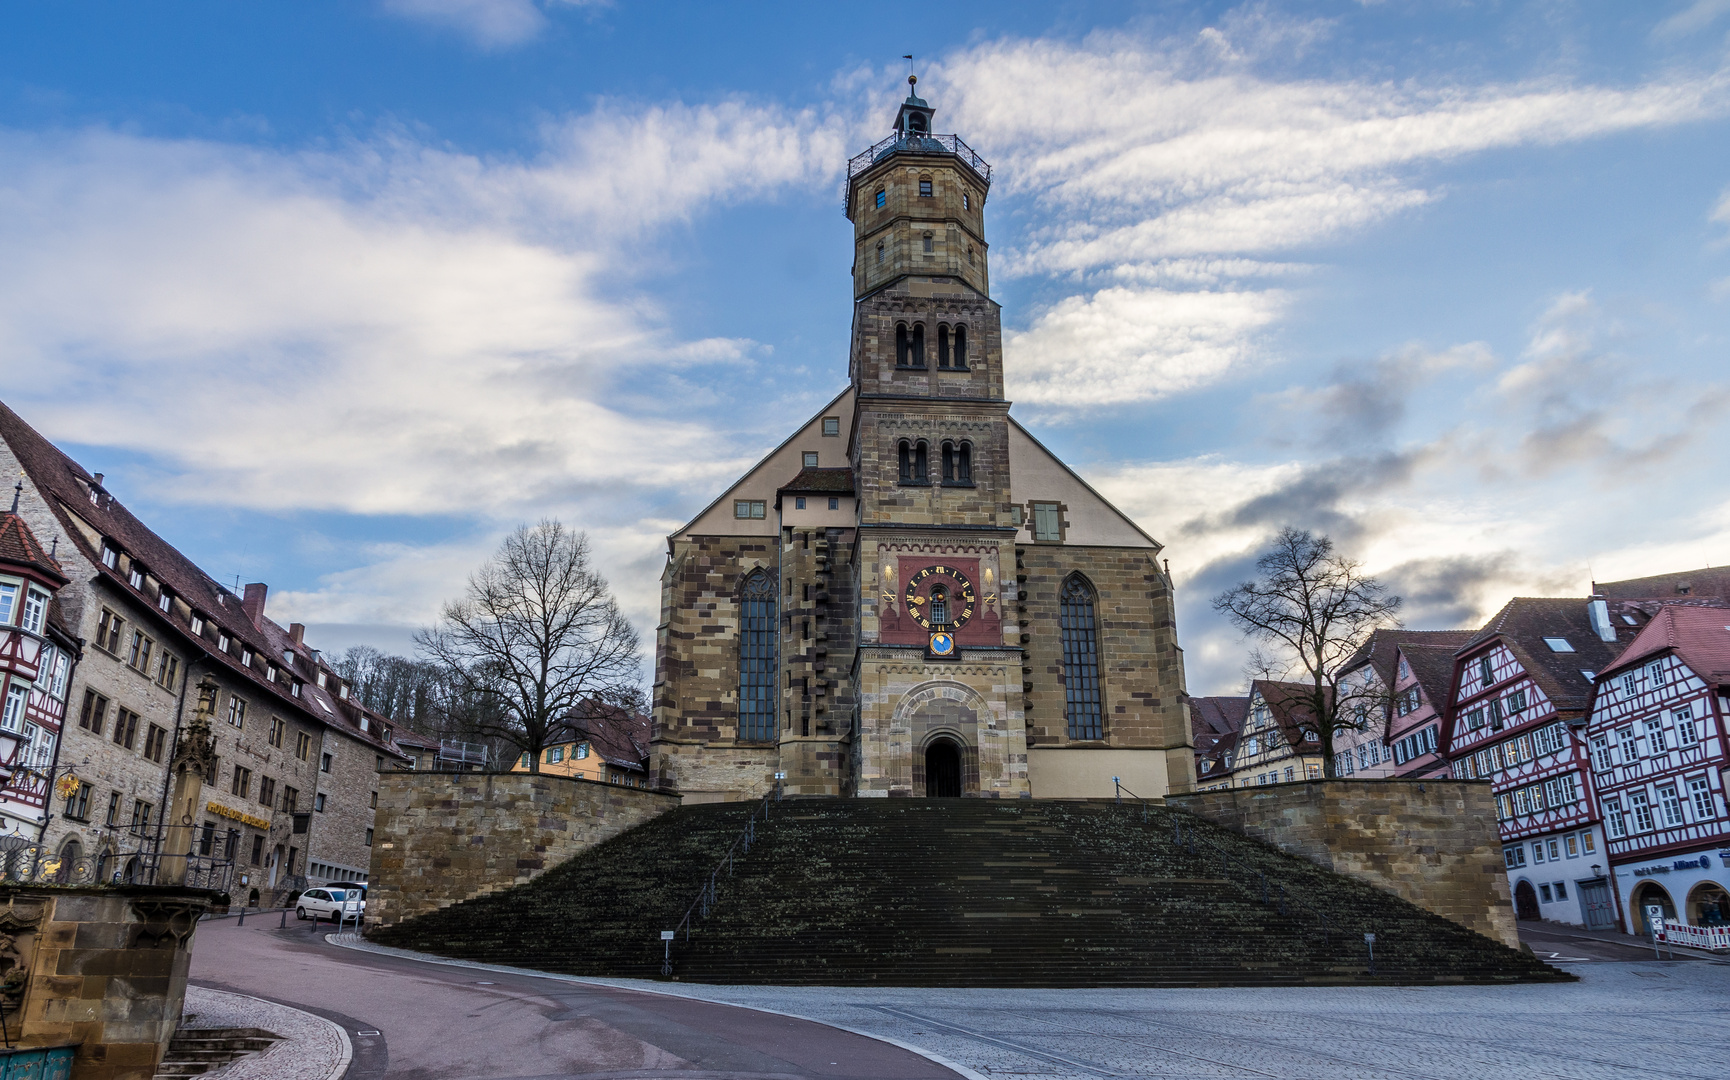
381,0,607,47
1654,0,1730,40
1004,286,1286,407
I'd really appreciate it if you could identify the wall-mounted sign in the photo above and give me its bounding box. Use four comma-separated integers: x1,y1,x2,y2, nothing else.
1633,854,1712,877
205,800,271,830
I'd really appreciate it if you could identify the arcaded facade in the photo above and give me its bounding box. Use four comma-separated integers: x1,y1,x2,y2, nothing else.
652,84,1193,802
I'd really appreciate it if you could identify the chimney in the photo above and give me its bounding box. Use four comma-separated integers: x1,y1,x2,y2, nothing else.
242,582,268,628
91,473,104,487
289,622,305,647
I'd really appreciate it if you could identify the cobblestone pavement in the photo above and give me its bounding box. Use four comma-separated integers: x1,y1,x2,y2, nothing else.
339,937,1730,1079
181,984,350,1080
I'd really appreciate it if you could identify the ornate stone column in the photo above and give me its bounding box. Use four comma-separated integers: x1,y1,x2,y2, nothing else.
158,680,219,886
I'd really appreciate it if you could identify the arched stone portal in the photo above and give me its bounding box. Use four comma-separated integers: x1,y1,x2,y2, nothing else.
1513,880,1539,921
926,739,962,798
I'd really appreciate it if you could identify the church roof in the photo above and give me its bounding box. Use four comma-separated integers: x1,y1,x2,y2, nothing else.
778,467,854,495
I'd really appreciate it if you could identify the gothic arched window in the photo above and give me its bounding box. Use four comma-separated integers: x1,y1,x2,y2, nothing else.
895,323,909,367
953,325,968,368
738,570,777,742
1061,575,1104,740
911,324,926,367
898,440,912,482
937,325,951,368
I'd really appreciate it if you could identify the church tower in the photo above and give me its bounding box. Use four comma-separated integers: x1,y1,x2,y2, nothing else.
844,77,1027,796
651,78,1194,804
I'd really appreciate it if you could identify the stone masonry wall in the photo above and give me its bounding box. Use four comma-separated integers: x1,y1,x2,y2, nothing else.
367,771,679,927
1169,779,1517,948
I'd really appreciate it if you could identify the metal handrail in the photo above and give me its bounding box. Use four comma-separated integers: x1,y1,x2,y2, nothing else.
1114,778,1335,948
842,132,992,211
662,784,781,974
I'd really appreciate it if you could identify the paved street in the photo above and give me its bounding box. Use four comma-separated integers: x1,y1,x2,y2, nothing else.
187,917,963,1079
191,916,1730,1080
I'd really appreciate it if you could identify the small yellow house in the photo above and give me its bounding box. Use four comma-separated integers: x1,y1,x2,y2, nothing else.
508,704,652,788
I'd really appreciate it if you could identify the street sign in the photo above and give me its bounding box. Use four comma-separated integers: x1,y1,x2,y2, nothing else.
660,931,675,940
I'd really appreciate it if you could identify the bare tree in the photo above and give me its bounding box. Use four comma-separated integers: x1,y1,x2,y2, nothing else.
1212,528,1402,778
415,520,641,772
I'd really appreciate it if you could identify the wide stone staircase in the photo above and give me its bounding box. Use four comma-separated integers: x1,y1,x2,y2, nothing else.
154,1026,278,1078
369,798,1569,987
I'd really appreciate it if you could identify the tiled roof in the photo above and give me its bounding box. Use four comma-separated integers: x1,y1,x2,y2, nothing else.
1343,628,1477,685
0,399,405,758
391,730,443,752
1597,604,1730,685
1197,729,1239,779
1458,598,1649,713
556,700,651,772
0,510,66,584
1189,696,1247,744
777,467,855,495
1399,641,1465,711
1250,679,1324,748
1594,566,1730,601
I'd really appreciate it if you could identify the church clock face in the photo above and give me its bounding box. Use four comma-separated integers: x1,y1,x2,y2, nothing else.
904,565,976,630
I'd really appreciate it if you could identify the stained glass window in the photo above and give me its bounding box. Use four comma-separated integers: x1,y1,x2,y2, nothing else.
1061,575,1103,739
738,570,777,742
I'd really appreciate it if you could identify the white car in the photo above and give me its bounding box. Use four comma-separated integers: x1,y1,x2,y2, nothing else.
295,887,366,922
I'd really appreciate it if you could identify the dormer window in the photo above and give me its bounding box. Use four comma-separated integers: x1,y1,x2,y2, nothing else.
102,545,118,569
338,684,349,700
158,591,173,613
240,647,254,667
919,179,932,197
129,566,144,589
316,671,327,689
875,188,886,209
291,680,302,698
190,614,204,635
217,632,230,652
266,664,278,683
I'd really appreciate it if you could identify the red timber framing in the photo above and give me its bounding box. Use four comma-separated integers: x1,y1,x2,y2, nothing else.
1587,619,1730,866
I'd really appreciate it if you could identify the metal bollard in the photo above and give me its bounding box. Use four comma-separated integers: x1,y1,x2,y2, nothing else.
279,907,288,928
237,907,246,926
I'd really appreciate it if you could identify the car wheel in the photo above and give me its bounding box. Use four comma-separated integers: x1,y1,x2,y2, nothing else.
296,906,307,921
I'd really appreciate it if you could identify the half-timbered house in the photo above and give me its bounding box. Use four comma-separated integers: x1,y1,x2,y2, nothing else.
0,505,78,837
1586,605,1730,938
1445,598,1643,927
1222,680,1324,787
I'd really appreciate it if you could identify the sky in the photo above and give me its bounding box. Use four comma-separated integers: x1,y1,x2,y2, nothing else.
3,1,1730,697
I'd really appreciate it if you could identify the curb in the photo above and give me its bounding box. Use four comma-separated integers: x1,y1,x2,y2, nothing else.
325,933,988,1080
183,985,353,1080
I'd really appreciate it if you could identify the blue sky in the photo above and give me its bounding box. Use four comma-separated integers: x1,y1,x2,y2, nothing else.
3,1,1730,696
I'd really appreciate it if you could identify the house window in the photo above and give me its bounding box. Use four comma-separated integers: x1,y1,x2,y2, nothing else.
1674,705,1698,745
1630,791,1654,832
576,742,590,759
1061,575,1104,740
951,325,967,368
1543,637,1573,653
1566,834,1578,857
129,566,144,589
822,417,840,436
963,191,970,210
315,793,327,812
1032,502,1061,542
1618,726,1639,764
548,746,564,763
231,766,251,798
190,613,204,635
1504,844,1526,868
240,648,253,667
127,630,154,673
217,632,230,652
157,652,180,692
79,689,108,735
795,497,806,510
1547,837,1561,860
828,497,839,510
227,696,246,728
65,782,93,822
1554,882,1568,900
911,323,926,366
112,707,140,750
1582,831,1596,854
101,544,118,568
923,232,934,253
0,685,26,733
1539,883,1553,903
919,178,932,197
1649,661,1666,686
133,800,152,829
251,835,264,865
1645,716,1668,754
1479,656,1494,687
282,786,298,812
875,188,886,208
158,590,173,613
1689,776,1717,819
321,752,332,773
1621,672,1638,696
269,717,286,748
896,322,910,365
19,589,46,633
144,723,168,763
738,570,777,742
95,609,122,654
259,776,276,806
803,452,819,468
733,500,766,519
1590,735,1612,772
1605,797,1627,838
1658,784,1685,827
295,731,311,761
366,828,374,846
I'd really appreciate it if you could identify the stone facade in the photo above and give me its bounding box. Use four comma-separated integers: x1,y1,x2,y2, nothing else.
1169,779,1518,948
367,771,678,927
1,884,215,1080
652,87,1193,803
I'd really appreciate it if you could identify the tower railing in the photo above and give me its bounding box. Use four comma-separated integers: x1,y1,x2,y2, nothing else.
843,133,991,211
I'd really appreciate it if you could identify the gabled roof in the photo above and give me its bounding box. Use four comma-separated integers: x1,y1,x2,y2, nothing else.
1594,566,1730,601
0,399,405,759
1399,640,1467,708
1189,696,1248,744
556,700,651,773
1597,604,1730,686
1249,679,1324,748
1458,598,1647,712
1007,418,1161,550
1197,728,1239,780
1343,628,1477,684
0,510,67,585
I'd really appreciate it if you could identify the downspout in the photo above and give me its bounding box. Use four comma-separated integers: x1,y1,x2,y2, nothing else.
34,636,86,845
149,661,201,856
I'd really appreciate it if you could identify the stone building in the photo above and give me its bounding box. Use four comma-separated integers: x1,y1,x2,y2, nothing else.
0,400,406,901
652,82,1193,802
